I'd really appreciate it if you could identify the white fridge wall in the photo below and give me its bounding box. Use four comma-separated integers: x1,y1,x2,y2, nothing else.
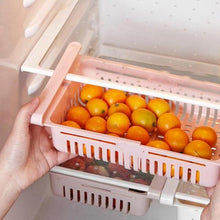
99,0,220,64
0,67,47,148
0,67,20,147
33,197,177,220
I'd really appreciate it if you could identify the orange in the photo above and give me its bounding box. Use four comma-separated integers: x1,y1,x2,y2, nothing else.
125,95,147,111
103,89,127,106
62,120,81,128
163,164,183,178
157,112,181,135
164,128,189,152
85,116,107,133
86,98,108,117
108,103,131,117
80,84,103,103
108,133,120,137
183,140,212,159
148,98,170,118
125,125,150,145
147,140,170,150
107,112,130,135
131,108,157,133
192,126,217,147
66,106,90,128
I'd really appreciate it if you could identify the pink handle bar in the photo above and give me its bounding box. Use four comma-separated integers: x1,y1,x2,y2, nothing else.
31,42,81,126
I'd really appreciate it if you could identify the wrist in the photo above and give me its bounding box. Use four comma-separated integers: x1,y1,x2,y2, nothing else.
0,146,23,192
0,168,22,192
0,165,22,219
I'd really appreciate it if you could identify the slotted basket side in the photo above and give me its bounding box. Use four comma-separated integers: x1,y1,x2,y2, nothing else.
50,126,220,187
50,172,151,216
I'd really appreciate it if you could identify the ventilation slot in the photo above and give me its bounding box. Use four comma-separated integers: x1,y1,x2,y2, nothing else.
105,197,109,208
91,145,94,157
130,156,134,168
83,144,86,155
188,168,192,181
196,170,200,183
91,193,95,205
98,195,102,207
170,165,174,177
99,147,102,160
127,202,131,213
163,163,166,176
139,158,142,170
84,192,87,203
75,142,79,154
179,166,183,179
70,188,73,200
107,149,110,161
146,159,150,173
113,198,116,210
154,161,158,174
115,151,119,163
77,190,80,202
67,140,71,153
63,186,66,197
120,200,123,212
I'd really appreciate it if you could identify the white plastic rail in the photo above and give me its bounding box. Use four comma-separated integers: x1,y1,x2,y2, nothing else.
24,0,57,38
21,0,79,95
23,0,36,7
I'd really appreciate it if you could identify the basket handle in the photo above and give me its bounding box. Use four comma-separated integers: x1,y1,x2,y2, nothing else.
31,42,81,126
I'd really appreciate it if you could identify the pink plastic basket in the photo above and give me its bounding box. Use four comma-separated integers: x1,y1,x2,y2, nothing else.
50,171,151,216
32,42,220,187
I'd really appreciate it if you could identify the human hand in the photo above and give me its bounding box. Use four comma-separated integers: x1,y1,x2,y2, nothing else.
201,180,220,220
0,97,73,218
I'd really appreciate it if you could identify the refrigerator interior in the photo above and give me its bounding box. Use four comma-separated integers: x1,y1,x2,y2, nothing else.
41,0,220,83
0,0,64,147
2,0,220,219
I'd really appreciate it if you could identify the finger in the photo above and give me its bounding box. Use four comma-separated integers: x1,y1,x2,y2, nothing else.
39,130,54,154
56,151,75,165
42,147,74,169
13,97,39,134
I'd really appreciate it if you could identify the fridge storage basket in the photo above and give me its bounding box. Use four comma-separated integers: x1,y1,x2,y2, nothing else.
32,42,220,187
50,170,151,216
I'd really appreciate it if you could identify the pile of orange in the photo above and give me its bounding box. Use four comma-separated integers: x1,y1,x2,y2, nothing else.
62,84,217,161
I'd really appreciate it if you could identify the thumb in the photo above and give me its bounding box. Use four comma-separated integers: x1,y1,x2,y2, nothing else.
13,97,40,133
